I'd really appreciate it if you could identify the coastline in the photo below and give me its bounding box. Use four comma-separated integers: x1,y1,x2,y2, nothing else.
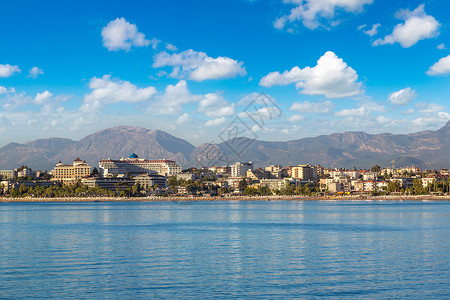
1,195,450,202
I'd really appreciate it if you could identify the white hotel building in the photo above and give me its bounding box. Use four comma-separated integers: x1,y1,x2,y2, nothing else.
98,153,182,177
231,162,253,178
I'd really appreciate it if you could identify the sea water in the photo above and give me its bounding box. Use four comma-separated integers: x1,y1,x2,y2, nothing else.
0,200,449,299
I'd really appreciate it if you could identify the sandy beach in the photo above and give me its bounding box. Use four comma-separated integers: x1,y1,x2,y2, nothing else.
1,194,450,202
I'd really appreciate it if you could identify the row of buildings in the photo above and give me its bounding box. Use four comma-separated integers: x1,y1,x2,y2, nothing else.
1,153,181,194
49,153,182,190
51,154,181,183
178,162,450,195
0,167,40,180
48,158,450,194
173,162,323,195
2,153,449,195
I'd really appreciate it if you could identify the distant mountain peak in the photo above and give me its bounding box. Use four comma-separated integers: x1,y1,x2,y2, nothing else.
1,122,450,170
104,125,150,133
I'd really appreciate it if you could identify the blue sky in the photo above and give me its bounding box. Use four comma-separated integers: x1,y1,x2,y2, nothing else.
0,0,449,147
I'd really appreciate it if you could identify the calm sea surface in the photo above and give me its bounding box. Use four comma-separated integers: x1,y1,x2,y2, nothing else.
0,200,449,299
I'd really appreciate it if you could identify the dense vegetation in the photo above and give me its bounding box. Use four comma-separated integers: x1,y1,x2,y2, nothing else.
4,181,115,198
385,178,450,195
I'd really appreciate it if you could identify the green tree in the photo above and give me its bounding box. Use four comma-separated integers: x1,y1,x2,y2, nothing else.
413,179,426,195
295,184,305,195
238,179,248,190
371,165,381,173
10,189,20,198
91,167,99,176
243,187,258,196
258,186,272,196
168,176,178,188
19,183,28,195
387,180,400,193
131,183,141,196
41,171,51,180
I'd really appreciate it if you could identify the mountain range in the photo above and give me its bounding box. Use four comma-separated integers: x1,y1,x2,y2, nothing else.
1,122,450,171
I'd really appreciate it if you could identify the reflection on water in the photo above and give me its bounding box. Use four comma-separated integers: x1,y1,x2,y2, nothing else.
0,200,449,299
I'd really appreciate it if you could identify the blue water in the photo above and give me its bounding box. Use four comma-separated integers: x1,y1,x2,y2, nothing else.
0,200,449,299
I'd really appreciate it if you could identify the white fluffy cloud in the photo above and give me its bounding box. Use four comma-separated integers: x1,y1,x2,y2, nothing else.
238,106,282,122
149,80,236,117
437,43,446,50
388,87,416,105
166,43,178,51
205,117,227,127
2,92,31,111
402,108,415,115
176,113,191,124
101,18,153,51
275,0,373,30
287,114,305,122
413,111,450,127
34,91,53,105
198,93,235,118
260,51,363,98
335,106,367,117
0,86,15,94
360,23,380,36
0,64,20,78
0,103,98,136
82,75,157,112
28,67,44,79
153,49,246,81
335,101,384,117
237,92,278,107
417,103,444,113
290,100,334,113
373,5,440,48
426,54,450,76
153,80,200,115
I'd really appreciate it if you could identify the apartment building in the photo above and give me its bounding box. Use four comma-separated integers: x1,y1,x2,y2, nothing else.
231,162,253,177
291,164,316,181
51,158,91,184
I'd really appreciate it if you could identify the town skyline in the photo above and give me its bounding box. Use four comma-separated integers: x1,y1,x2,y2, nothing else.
1,0,450,147
2,152,449,198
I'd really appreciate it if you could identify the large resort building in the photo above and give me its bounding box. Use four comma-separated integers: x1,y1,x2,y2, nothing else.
51,158,91,184
98,153,181,177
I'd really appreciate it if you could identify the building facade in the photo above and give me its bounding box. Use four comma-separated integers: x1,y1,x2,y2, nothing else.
291,164,315,181
99,153,181,177
0,170,16,180
17,168,33,178
1,180,55,193
51,158,91,184
208,166,231,175
81,177,134,191
246,169,271,181
134,174,167,189
265,165,283,178
259,178,294,190
231,162,253,177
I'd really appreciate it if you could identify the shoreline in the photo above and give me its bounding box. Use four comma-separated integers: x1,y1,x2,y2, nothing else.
1,195,450,203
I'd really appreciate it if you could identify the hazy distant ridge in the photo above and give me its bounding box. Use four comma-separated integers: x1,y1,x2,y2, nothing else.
0,122,449,170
